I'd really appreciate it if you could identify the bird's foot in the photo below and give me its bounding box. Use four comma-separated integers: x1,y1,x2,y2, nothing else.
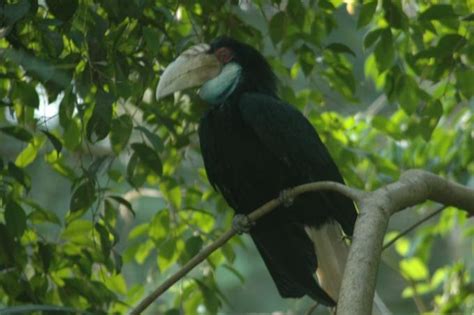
279,189,294,207
232,214,254,234
341,234,352,243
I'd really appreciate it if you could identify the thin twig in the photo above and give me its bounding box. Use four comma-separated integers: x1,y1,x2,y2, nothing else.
129,181,363,314
382,205,446,250
305,302,320,315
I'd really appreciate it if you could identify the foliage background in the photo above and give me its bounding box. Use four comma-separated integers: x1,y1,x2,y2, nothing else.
0,0,473,314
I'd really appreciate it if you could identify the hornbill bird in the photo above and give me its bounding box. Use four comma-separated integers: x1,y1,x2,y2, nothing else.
156,37,357,307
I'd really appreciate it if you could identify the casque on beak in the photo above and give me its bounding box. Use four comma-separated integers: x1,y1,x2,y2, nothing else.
156,43,222,100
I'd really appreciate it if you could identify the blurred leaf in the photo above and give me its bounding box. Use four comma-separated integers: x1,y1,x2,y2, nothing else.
95,222,112,259
269,12,287,45
110,114,133,154
5,201,27,238
455,69,474,99
357,1,377,28
394,236,410,257
4,0,30,25
364,28,383,49
70,179,96,212
46,0,78,21
131,142,163,176
400,257,429,280
107,195,135,217
87,90,114,142
134,126,164,151
38,242,54,272
0,126,33,142
382,0,406,29
27,202,61,225
41,130,63,155
325,43,356,57
397,75,419,114
63,118,81,150
15,142,38,167
143,27,161,55
374,29,394,72
185,236,203,259
61,220,94,243
7,162,31,190
12,82,39,108
419,4,458,20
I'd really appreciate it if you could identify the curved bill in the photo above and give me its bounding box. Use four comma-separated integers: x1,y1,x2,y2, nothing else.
156,43,221,100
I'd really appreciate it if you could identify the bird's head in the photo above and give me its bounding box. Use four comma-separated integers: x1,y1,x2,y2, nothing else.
156,37,277,104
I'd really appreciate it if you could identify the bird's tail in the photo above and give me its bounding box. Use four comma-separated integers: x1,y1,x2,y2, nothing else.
306,222,391,315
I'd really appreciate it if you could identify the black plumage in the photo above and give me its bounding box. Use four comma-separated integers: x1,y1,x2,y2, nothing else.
198,37,357,306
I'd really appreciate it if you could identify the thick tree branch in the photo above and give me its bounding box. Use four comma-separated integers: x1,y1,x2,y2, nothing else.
130,170,473,314
337,169,474,315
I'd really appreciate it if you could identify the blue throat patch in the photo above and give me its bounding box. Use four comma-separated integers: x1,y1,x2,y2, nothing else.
199,63,242,104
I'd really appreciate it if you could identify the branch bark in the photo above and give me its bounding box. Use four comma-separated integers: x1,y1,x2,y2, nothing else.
129,169,474,315
337,169,474,315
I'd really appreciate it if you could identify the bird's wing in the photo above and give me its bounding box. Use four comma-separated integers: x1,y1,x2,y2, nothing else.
238,93,356,235
198,112,239,210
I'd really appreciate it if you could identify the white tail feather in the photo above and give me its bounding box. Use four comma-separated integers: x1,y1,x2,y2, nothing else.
306,222,391,315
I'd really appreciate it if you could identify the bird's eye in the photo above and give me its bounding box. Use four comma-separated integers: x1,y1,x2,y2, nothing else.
215,47,234,64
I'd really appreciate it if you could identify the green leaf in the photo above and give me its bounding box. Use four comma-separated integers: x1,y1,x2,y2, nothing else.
0,126,33,142
15,142,38,167
5,201,27,238
4,0,31,25
371,116,402,140
143,27,161,55
110,114,133,154
131,143,163,176
400,257,429,280
382,0,406,29
222,264,245,283
126,153,146,187
95,223,112,259
416,34,466,59
7,162,31,190
374,29,394,72
86,90,114,142
364,28,383,49
357,1,377,28
27,202,61,225
107,195,135,217
185,236,203,258
394,237,410,256
157,238,179,271
12,81,39,108
455,69,474,99
41,130,62,155
397,75,419,114
63,118,81,150
325,43,356,57
70,179,96,212
61,220,94,243
419,100,443,141
462,13,474,21
46,0,78,21
419,4,458,20
134,126,164,151
38,242,54,272
59,87,74,128
149,211,170,241
269,12,287,45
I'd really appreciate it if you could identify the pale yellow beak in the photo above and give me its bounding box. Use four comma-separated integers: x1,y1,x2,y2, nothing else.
156,43,222,100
